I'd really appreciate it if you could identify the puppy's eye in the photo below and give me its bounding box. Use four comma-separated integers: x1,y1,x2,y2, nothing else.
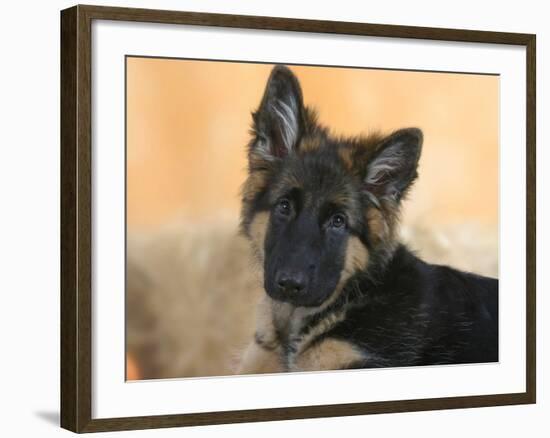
277,199,291,215
330,213,347,229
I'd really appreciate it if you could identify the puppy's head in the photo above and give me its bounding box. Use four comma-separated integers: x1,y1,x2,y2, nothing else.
241,66,422,308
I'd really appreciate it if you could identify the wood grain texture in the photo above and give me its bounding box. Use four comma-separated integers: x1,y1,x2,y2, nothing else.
78,4,534,44
60,4,536,433
81,393,534,433
61,5,93,432
60,5,78,432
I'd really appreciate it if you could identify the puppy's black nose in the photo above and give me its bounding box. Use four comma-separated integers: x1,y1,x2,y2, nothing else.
276,271,308,294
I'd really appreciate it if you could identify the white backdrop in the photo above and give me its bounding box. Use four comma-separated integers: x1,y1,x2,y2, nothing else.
0,0,546,437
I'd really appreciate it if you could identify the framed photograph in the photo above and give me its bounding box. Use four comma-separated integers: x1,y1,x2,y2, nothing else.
60,4,536,433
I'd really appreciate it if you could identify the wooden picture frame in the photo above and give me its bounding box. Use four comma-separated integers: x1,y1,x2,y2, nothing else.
60,4,536,433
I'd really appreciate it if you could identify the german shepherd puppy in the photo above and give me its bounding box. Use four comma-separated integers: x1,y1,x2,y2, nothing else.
238,65,498,374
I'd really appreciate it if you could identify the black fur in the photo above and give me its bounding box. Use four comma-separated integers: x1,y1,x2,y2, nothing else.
303,245,498,367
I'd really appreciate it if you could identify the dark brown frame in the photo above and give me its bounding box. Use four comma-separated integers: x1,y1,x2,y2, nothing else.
61,4,536,433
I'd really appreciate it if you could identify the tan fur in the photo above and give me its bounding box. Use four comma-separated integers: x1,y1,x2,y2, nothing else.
276,173,302,193
253,295,279,348
270,299,297,338
300,137,322,153
238,295,287,374
242,295,353,374
288,308,347,370
329,192,356,211
242,171,268,202
366,208,390,246
248,153,272,172
249,212,269,261
338,147,354,169
343,236,369,277
237,341,282,374
293,338,365,371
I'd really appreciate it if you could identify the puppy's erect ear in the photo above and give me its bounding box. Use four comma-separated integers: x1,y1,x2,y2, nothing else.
364,128,423,204
250,65,305,162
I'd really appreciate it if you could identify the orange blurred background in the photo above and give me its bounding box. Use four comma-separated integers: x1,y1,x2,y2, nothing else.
127,57,498,231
